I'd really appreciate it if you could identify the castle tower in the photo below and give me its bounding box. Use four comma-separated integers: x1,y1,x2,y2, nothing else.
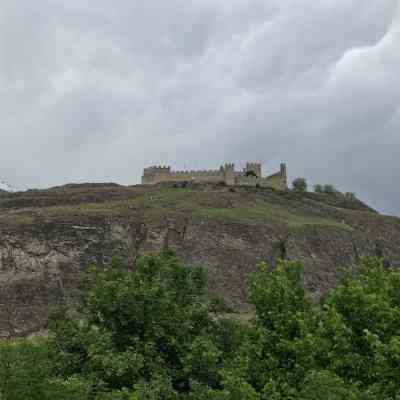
224,163,235,186
280,163,288,189
280,163,287,178
141,166,171,184
245,162,262,178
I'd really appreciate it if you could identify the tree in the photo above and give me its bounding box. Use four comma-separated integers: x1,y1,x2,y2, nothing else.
322,184,338,194
217,257,400,399
3,254,400,399
0,339,88,400
292,178,308,192
320,257,400,397
300,370,361,400
245,170,257,178
314,184,323,193
314,184,340,195
48,250,232,398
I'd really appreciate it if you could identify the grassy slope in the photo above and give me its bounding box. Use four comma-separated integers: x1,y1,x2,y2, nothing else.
0,186,366,232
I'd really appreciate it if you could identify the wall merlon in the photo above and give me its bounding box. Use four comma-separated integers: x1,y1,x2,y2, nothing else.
246,162,261,168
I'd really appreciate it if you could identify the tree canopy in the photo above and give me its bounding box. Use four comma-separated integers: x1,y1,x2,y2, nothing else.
292,178,308,192
1,253,400,399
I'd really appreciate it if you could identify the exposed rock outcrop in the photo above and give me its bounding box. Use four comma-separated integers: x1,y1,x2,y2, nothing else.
0,183,399,337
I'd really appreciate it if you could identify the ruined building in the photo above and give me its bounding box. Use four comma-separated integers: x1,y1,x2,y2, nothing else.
142,162,288,190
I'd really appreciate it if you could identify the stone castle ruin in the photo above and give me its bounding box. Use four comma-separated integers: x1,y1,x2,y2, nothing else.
142,162,287,190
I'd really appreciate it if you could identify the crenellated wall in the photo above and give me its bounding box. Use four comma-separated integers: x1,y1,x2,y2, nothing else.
142,162,288,190
142,166,225,185
245,162,262,178
234,174,287,190
168,169,225,183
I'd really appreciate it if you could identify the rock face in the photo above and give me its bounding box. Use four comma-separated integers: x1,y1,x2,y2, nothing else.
0,183,399,337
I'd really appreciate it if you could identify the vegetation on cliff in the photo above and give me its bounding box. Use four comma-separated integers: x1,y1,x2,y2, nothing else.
1,251,400,399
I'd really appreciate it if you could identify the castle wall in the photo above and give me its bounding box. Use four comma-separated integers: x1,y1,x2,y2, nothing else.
142,168,225,185
235,175,259,187
142,166,172,185
142,163,288,190
262,173,287,191
168,170,225,183
234,174,287,190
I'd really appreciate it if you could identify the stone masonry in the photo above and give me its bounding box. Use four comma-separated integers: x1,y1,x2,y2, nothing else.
142,162,288,190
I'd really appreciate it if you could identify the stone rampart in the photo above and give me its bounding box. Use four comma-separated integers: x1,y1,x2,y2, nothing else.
235,175,259,187
168,169,224,183
262,173,287,191
142,162,288,190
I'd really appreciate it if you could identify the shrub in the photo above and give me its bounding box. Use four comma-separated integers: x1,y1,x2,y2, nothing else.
245,170,257,178
3,254,400,399
292,178,308,192
314,184,323,193
47,250,235,398
323,184,338,194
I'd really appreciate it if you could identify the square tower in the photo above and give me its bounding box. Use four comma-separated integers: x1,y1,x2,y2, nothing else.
245,162,262,178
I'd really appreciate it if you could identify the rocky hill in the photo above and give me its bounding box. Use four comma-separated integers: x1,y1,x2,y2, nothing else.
1,182,399,337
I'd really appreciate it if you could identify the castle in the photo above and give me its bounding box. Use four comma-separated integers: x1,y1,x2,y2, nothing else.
142,162,288,190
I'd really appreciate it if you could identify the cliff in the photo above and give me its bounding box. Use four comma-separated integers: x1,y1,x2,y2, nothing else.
1,182,399,337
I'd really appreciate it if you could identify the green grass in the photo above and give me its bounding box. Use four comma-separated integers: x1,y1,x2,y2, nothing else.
0,213,35,225
0,188,196,224
0,187,355,231
194,205,353,230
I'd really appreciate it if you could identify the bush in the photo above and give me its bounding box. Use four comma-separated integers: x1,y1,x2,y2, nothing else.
314,184,323,193
47,250,237,398
292,178,308,192
323,184,338,194
222,257,400,399
2,254,400,399
314,184,341,195
245,170,257,178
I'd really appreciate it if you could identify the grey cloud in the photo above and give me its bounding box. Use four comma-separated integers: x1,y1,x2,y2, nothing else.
0,0,399,215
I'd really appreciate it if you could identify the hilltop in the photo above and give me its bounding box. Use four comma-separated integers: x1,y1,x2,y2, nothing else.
0,182,399,336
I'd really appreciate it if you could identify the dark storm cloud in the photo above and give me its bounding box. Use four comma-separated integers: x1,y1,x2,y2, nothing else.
0,0,399,214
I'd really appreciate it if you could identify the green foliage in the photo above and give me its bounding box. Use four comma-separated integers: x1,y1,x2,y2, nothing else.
245,170,257,178
250,260,308,335
314,184,342,195
314,184,323,193
2,254,400,399
47,250,237,398
0,339,90,400
0,340,50,399
292,177,308,192
299,370,360,400
323,184,339,194
222,257,400,399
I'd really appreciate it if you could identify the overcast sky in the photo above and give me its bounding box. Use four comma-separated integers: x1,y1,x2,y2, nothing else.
1,1,399,215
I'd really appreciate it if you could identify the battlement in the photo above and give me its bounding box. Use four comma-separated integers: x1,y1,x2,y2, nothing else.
170,169,222,176
246,162,261,170
141,162,288,190
244,162,262,178
144,165,171,173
